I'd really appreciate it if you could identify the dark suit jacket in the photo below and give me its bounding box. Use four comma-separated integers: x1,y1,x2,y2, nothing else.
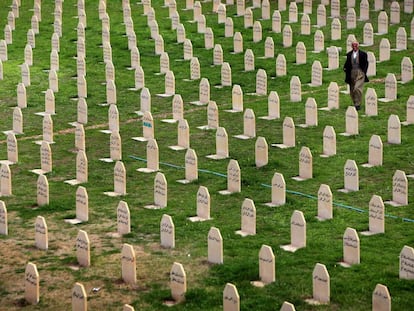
343,49,369,84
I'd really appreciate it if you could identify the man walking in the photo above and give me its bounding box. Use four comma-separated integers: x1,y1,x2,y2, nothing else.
343,41,369,111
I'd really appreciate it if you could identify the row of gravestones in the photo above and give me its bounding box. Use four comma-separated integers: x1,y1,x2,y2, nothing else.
0,0,412,310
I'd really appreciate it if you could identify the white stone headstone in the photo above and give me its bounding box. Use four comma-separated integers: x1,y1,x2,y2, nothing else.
219,159,241,195
339,159,359,192
170,262,186,303
236,198,256,236
372,284,391,311
0,201,7,235
317,184,333,220
121,243,136,285
160,214,175,248
387,114,401,144
117,201,131,235
25,262,39,305
72,282,87,311
76,230,90,267
208,227,223,264
35,215,48,250
281,210,306,252
341,227,360,267
399,245,414,280
223,283,239,310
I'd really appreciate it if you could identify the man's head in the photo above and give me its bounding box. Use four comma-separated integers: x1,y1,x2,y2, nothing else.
351,41,359,52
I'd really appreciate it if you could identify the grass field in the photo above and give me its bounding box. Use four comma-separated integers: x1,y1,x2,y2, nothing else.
0,0,414,310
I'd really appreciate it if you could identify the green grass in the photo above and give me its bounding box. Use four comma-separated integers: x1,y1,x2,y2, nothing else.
0,0,414,310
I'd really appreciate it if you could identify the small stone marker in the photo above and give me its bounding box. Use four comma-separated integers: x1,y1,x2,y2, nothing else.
401,57,413,84
170,262,186,303
362,135,383,168
255,69,267,95
282,25,293,47
198,100,219,130
299,97,318,127
1,133,18,165
365,87,378,116
17,83,27,109
255,137,268,168
234,109,256,139
347,8,356,29
252,21,262,42
379,73,397,102
76,230,90,267
385,170,408,207
292,147,313,181
321,126,336,158
361,195,385,236
244,49,254,72
145,172,168,209
265,172,286,207
244,8,254,29
219,159,241,195
204,27,214,49
390,1,400,24
190,78,210,106
272,116,295,148
206,127,229,160
276,54,287,76
272,10,282,33
74,124,85,152
0,40,7,61
37,174,49,206
121,243,136,285
189,57,200,81
313,30,324,53
25,262,39,305
160,214,175,248
395,27,407,51
213,44,223,66
169,119,190,150
327,46,339,70
288,2,298,23
301,14,311,35
305,263,330,305
223,283,239,311
136,87,151,116
260,91,280,120
281,210,306,252
331,18,341,40
402,95,414,125
264,37,274,58
236,198,256,237
339,159,359,193
226,84,243,113
104,161,127,196
0,201,7,235
189,186,211,222
255,245,275,286
379,38,390,62
35,215,48,250
123,305,135,311
137,138,159,173
317,184,333,220
387,114,401,144
290,76,302,102
362,23,374,46
340,106,359,136
117,200,131,235
309,61,323,87
280,301,296,311
340,227,360,267
21,63,30,87
0,163,12,197
372,284,391,311
207,226,223,264
399,245,414,280
225,17,234,38
162,94,183,124
77,75,87,99
177,148,198,184
220,62,232,87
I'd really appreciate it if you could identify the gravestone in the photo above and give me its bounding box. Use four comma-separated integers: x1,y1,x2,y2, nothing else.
327,46,339,70
177,148,198,184
130,46,140,70
340,227,360,267
401,57,413,83
190,57,200,80
160,214,175,248
0,201,7,235
149,21,159,40
204,27,214,49
399,245,414,280
162,94,183,124
177,23,186,43
220,62,232,87
282,25,293,47
76,230,90,267
281,210,306,252
276,54,287,76
0,40,7,61
255,69,267,95
217,4,226,23
278,0,287,11
133,111,154,142
218,159,241,195
272,10,282,33
0,163,12,197
72,283,87,311
145,172,168,209
169,119,190,150
121,244,136,285
255,137,268,168
365,88,378,116
260,91,280,120
154,34,164,55
4,25,12,45
48,70,58,93
251,245,275,286
189,186,211,222
372,284,391,311
331,0,340,17
25,262,39,305
313,30,324,53
405,0,414,13
223,283,239,311
124,305,134,311
35,216,48,250
292,147,313,181
361,195,385,235
387,114,401,144
316,4,326,28
395,27,407,51
346,8,356,29
117,200,131,235
208,227,223,264
170,262,186,303
75,124,85,152
290,76,302,102
301,14,311,35
233,32,243,54
262,0,270,19
375,0,384,11
377,11,388,35
198,101,219,130
331,18,341,40
234,109,256,139
159,52,170,74
296,42,306,65
272,116,295,148
288,2,298,23
104,161,127,196
264,37,274,58
340,106,358,136
402,95,414,125
236,198,256,236
105,62,115,83
299,97,318,127
226,84,243,112
317,184,333,220
9,107,23,135
24,44,33,66
367,52,376,77
27,29,35,49
306,263,330,304
280,302,296,311
339,159,359,193
252,21,262,42
31,141,52,175
362,23,374,46
225,17,234,38
21,63,30,87
310,61,323,86
190,78,210,105
3,133,18,165
183,39,192,60
362,135,383,167
137,87,151,116
390,1,400,24
264,172,286,207
213,44,223,66
206,127,229,160
321,82,339,110
37,174,49,206
385,170,408,206
244,49,254,72
77,75,87,99
51,32,59,53
43,89,55,115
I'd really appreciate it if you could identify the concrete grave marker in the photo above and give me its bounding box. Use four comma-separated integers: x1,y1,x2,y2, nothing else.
305,263,330,305
183,39,192,60
316,4,326,28
1,133,18,165
37,174,49,206
130,46,140,71
225,84,243,113
399,245,414,280
206,127,229,160
0,164,12,197
340,106,359,136
189,57,200,81
292,147,313,181
176,23,186,43
189,186,211,222
346,8,356,29
236,0,245,16
299,97,318,127
321,81,339,110
301,14,311,35
339,159,359,193
387,114,401,144
262,0,270,19
0,201,7,235
402,95,414,125
21,63,30,87
361,195,385,236
219,159,241,195
272,10,282,33
24,44,33,67
169,119,190,150
105,62,115,84
263,37,274,59
154,34,164,55
190,78,210,105
303,0,312,14
223,283,239,311
401,56,413,83
321,126,336,158
234,109,256,139
377,11,388,35
117,200,131,235
390,1,400,24
160,214,175,248
11,107,24,135
4,25,12,45
48,70,58,93
260,91,280,120
372,284,391,311
281,210,306,252
27,29,35,49
76,230,90,267
220,62,232,87
362,23,374,46
253,21,262,43
288,2,298,23
208,227,223,264
121,244,136,285
137,139,159,173
193,1,202,21
159,52,170,74
365,87,378,116
340,227,360,267
225,17,234,38
217,4,226,24
8,12,15,31
327,46,339,70
137,87,151,116
35,216,48,250
197,15,206,34
280,301,296,311
198,101,219,130
331,18,341,40
330,0,340,17
213,44,223,66
405,0,414,13
296,42,306,65
272,116,295,148
75,124,85,152
276,54,287,77
282,25,293,47
162,94,183,124
77,37,85,60
251,245,275,287
170,262,186,303
25,262,39,305
77,75,87,99
51,32,59,53
236,198,256,236
244,49,254,72
255,137,268,168
204,27,214,49
149,20,159,40
177,148,198,184
362,135,383,167
104,161,127,196
375,0,384,11
50,50,59,72
317,184,333,220
290,76,302,102
145,172,168,209
30,141,52,175
395,27,407,51
0,40,7,61
133,111,154,142
171,11,180,31
385,170,408,207
157,70,175,97
313,30,324,53
265,172,286,207
255,69,267,96
310,61,323,86
233,32,243,54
